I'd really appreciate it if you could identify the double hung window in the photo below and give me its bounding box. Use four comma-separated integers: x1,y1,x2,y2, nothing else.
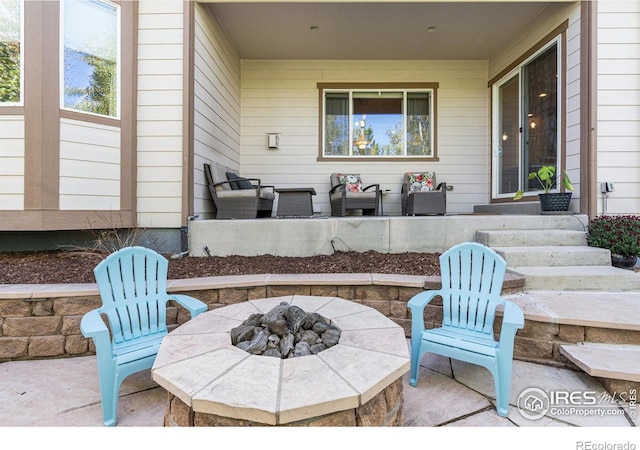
320,84,437,159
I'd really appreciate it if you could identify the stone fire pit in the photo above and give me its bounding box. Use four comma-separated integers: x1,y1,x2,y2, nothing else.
152,295,410,426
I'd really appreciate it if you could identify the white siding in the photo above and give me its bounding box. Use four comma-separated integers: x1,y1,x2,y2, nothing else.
59,118,121,210
136,0,184,227
0,115,25,210
193,4,241,219
240,60,489,215
565,4,583,203
597,0,640,215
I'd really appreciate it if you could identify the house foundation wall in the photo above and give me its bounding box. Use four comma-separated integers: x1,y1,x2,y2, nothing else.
188,214,589,257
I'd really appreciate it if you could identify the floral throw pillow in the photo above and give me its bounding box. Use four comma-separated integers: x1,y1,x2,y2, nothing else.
408,172,435,192
338,174,363,192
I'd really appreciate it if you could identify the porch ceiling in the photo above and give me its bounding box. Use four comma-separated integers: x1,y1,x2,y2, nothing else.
201,1,575,60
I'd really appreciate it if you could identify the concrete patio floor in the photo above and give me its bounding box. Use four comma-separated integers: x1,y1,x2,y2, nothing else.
1,341,637,437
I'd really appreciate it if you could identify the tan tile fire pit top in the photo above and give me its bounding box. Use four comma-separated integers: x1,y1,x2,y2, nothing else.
152,295,410,425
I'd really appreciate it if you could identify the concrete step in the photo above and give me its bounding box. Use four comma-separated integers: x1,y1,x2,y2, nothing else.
507,291,640,393
476,229,587,247
494,246,611,267
560,343,640,384
511,265,640,291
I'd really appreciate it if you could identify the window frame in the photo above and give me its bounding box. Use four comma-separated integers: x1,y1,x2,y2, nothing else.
317,82,439,161
59,0,121,120
0,0,24,109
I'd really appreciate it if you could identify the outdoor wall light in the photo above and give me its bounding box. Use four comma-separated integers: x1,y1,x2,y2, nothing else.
267,133,280,150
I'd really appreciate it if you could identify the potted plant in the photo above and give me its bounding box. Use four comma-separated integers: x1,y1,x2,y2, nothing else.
514,165,574,211
586,215,640,269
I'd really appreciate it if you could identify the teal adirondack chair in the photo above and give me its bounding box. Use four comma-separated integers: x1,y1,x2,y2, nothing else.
81,246,207,426
408,242,524,417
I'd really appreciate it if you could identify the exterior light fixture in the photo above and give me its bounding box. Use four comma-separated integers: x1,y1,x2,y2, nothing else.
267,133,280,149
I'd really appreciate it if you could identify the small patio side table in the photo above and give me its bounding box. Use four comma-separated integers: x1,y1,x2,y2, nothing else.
275,187,316,218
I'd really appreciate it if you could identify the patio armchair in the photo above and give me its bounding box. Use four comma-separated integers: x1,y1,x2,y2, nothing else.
81,246,207,426
204,162,275,219
407,242,524,417
401,171,447,215
329,173,381,216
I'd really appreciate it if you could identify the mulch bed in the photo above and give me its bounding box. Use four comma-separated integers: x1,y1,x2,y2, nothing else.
0,250,441,284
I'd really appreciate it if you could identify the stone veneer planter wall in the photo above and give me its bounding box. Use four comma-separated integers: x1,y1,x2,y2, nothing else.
0,274,428,361
2,271,625,368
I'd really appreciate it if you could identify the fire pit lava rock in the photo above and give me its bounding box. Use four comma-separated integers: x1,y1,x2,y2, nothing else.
230,301,341,358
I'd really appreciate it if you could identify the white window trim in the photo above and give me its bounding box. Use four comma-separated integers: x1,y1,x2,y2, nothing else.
0,0,24,106
59,0,121,120
322,87,435,158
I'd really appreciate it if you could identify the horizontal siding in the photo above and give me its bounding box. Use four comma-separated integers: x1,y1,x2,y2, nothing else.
240,60,489,215
193,4,241,219
137,0,185,227
59,118,120,210
0,116,25,210
565,5,582,199
597,1,640,214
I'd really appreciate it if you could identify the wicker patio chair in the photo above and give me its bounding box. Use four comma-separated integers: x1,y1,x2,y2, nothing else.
204,162,275,219
401,171,447,215
329,173,381,216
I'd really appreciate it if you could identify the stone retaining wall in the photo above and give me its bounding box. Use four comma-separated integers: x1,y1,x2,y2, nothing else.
4,272,628,368
0,279,425,362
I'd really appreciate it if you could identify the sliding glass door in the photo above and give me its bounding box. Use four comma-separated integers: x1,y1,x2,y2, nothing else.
492,39,561,199
495,73,520,195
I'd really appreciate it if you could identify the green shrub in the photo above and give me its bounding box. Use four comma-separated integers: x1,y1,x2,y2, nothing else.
586,215,640,256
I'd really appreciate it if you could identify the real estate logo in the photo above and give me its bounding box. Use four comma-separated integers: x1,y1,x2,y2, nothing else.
517,387,635,420
517,387,550,420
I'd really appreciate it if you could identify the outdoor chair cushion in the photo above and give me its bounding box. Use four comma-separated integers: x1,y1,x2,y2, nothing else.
210,162,233,190
217,188,275,200
338,173,364,192
226,172,253,190
330,190,377,201
408,172,435,191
